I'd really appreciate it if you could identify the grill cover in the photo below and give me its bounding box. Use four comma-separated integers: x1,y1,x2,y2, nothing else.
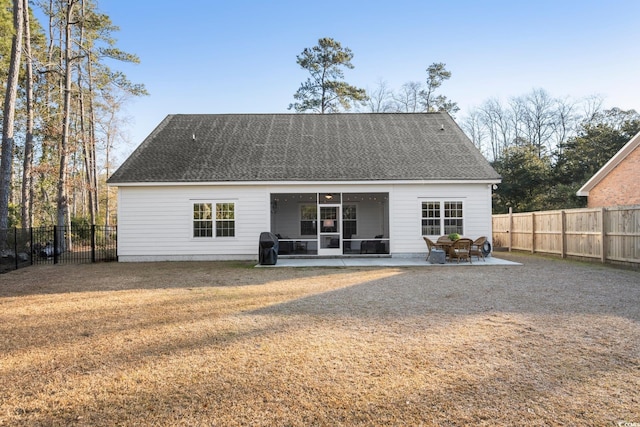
258,232,279,265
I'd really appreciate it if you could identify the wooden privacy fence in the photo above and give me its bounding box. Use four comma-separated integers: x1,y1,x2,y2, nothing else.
493,205,640,266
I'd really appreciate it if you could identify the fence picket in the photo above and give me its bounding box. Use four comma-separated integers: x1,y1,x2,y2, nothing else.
493,205,640,267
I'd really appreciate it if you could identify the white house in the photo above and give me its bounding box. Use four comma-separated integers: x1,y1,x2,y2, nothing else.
107,113,501,261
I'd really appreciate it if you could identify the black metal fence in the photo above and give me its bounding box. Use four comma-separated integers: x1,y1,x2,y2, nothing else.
0,225,117,274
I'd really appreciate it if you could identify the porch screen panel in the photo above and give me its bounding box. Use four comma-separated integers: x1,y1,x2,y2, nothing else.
300,205,317,235
343,204,357,237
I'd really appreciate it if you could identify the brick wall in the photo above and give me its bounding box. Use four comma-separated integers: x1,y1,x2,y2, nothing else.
588,145,640,207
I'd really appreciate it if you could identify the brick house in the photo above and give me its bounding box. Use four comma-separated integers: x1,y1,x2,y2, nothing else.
577,131,640,207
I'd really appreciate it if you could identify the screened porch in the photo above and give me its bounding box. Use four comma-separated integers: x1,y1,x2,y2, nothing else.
270,192,390,256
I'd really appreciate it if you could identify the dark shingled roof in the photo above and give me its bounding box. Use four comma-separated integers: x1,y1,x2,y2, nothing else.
107,113,500,183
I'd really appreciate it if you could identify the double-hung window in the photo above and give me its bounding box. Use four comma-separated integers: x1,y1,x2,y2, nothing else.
421,201,463,236
421,202,440,235
193,202,235,238
193,203,213,237
443,201,463,235
215,202,235,237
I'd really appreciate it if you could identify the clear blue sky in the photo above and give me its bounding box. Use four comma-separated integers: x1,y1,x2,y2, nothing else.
97,0,640,164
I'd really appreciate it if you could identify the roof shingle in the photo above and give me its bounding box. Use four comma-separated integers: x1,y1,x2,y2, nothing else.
107,113,500,183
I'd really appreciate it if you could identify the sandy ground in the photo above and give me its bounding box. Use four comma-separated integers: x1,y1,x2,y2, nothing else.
0,252,638,426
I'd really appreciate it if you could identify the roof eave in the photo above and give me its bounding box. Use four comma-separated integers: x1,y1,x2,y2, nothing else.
108,178,502,187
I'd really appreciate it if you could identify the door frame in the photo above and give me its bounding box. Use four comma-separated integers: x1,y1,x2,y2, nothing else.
318,203,342,256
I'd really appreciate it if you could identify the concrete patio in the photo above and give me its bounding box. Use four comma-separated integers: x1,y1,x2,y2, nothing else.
257,255,520,268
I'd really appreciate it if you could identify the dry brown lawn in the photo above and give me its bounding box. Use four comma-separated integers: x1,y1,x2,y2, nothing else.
1,253,638,426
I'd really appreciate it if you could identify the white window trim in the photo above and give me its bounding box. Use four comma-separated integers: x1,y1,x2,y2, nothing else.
419,199,465,237
214,201,236,238
191,200,237,239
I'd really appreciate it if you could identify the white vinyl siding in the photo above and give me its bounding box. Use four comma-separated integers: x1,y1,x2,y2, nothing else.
390,183,493,255
115,182,494,260
117,186,266,261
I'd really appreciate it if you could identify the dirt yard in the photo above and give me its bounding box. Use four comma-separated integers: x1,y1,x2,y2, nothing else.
0,253,638,426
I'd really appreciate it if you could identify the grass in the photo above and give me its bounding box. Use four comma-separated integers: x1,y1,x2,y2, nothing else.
1,254,639,426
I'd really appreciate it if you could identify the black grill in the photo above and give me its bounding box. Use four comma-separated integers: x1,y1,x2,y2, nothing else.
258,232,279,265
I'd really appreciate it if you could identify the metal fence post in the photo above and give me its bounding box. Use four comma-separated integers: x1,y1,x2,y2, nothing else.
91,224,96,263
30,227,34,265
53,225,58,264
14,228,18,270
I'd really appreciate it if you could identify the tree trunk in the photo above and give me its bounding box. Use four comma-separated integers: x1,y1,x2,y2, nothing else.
57,0,76,251
0,0,24,244
76,0,96,225
21,0,34,229
87,60,99,221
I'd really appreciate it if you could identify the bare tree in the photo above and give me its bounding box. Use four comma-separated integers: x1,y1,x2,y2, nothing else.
461,89,611,163
553,96,578,153
478,98,513,161
96,89,132,227
393,81,422,113
580,94,605,126
361,79,394,112
460,109,488,158
515,88,557,158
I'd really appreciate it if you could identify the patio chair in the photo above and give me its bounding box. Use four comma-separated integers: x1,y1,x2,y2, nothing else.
423,237,437,261
448,238,473,263
470,236,487,261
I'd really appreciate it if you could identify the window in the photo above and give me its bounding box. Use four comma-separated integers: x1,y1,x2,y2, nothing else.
216,202,235,237
193,203,213,237
320,206,338,233
343,204,357,237
300,204,317,235
421,201,463,236
193,202,235,238
443,201,463,235
421,202,440,235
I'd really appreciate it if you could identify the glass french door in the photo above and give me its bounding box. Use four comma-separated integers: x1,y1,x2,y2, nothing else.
318,204,341,255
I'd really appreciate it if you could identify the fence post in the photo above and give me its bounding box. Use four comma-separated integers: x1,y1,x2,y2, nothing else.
14,228,18,270
531,212,535,254
600,207,606,263
91,224,96,263
508,207,513,252
560,210,566,258
53,225,58,264
30,227,34,265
